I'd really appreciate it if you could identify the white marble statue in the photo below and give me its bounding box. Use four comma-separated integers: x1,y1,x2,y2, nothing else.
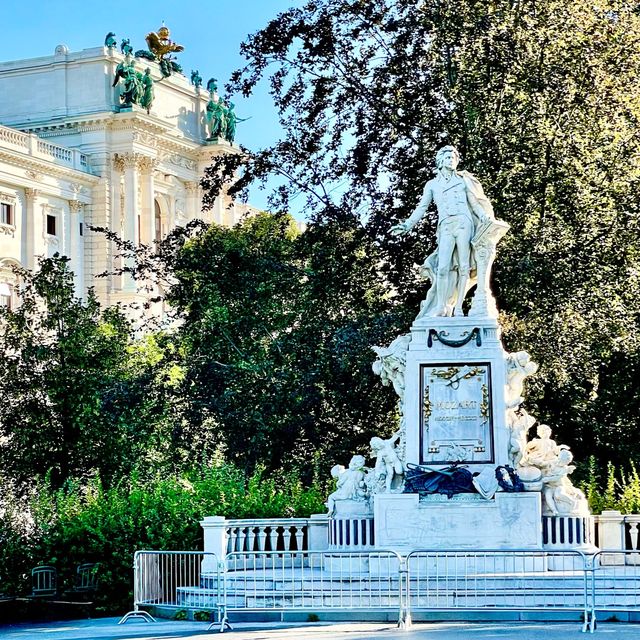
505,351,539,409
369,431,404,493
326,454,368,515
540,448,589,516
371,334,411,400
507,408,536,468
520,424,559,470
390,145,496,318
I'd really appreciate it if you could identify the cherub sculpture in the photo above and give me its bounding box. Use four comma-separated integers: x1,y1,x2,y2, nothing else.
540,448,589,516
505,351,539,409
326,455,367,515
370,431,404,493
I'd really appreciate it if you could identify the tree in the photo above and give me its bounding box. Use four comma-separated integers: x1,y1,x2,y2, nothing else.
204,0,640,469
162,212,397,474
0,256,176,488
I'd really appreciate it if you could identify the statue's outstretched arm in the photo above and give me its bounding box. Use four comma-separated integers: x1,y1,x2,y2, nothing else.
391,181,433,235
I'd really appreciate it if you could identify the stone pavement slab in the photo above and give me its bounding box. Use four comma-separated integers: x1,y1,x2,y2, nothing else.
0,619,638,640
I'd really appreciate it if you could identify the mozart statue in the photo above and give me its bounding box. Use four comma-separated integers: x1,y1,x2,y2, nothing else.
391,146,497,318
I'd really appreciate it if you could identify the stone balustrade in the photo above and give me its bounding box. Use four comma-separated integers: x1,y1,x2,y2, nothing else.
201,514,329,562
0,123,90,172
594,511,640,564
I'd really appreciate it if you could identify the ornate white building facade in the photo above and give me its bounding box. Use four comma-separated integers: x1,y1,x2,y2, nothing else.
0,38,253,313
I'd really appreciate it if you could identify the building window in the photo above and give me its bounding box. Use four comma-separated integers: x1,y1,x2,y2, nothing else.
46,214,57,235
79,222,83,236
0,202,13,226
0,281,12,310
154,200,162,243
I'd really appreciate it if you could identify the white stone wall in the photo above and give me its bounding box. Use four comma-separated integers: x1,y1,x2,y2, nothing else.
0,42,260,315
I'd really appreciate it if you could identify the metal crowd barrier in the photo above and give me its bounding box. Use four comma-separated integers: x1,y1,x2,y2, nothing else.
120,548,640,632
221,550,406,631
589,549,640,628
119,550,222,625
406,549,592,632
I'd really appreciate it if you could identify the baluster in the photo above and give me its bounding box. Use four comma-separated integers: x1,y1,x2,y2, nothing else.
629,520,640,565
257,526,267,551
294,525,305,551
282,525,292,551
247,525,256,552
227,527,237,554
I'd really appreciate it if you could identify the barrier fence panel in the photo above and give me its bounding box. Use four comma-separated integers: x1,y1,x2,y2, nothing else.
406,549,592,632
222,550,405,630
590,550,640,626
119,551,221,625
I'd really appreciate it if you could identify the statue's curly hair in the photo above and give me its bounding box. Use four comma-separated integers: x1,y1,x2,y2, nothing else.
435,145,461,169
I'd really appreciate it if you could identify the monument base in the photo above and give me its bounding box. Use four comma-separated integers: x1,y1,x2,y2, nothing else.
374,492,543,552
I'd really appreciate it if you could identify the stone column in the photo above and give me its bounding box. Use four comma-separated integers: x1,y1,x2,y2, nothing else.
111,157,125,291
137,156,157,246
184,181,200,221
115,153,141,292
68,200,84,297
24,188,40,270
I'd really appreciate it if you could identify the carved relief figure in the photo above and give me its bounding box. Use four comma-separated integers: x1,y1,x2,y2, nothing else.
540,448,589,516
371,333,411,401
390,145,495,318
370,432,404,493
505,351,539,409
326,455,367,515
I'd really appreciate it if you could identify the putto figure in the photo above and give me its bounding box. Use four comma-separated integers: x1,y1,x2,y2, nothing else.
391,145,495,318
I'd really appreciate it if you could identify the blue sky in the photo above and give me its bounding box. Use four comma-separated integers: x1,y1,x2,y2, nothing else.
3,0,302,210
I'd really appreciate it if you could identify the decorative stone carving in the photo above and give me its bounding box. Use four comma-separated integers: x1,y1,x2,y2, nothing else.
68,200,83,213
507,408,536,469
540,448,589,516
368,431,404,494
505,351,539,409
372,334,411,401
326,455,368,515
391,145,508,319
137,156,159,174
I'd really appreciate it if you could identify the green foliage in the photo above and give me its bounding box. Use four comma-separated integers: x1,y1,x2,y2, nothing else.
0,255,178,488
0,461,325,611
210,0,640,469
193,610,212,622
164,212,399,474
174,609,188,621
582,457,640,514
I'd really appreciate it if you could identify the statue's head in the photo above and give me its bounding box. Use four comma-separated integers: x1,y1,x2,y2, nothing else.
435,145,461,170
537,424,552,438
370,437,383,450
349,455,366,470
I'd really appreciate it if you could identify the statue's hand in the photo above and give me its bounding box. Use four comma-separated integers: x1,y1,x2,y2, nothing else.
390,222,409,236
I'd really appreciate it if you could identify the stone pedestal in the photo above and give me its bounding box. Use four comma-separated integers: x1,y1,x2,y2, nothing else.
374,492,542,551
403,316,509,475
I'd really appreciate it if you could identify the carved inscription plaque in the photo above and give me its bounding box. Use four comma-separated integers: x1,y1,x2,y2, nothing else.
420,362,493,465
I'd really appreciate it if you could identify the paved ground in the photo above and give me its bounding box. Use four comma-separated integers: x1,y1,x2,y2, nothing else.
0,618,638,640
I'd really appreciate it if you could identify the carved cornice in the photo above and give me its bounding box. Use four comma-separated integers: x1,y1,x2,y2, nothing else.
159,151,197,172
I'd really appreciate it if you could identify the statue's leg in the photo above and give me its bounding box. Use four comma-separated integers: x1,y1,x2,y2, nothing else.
453,222,473,316
435,232,456,316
